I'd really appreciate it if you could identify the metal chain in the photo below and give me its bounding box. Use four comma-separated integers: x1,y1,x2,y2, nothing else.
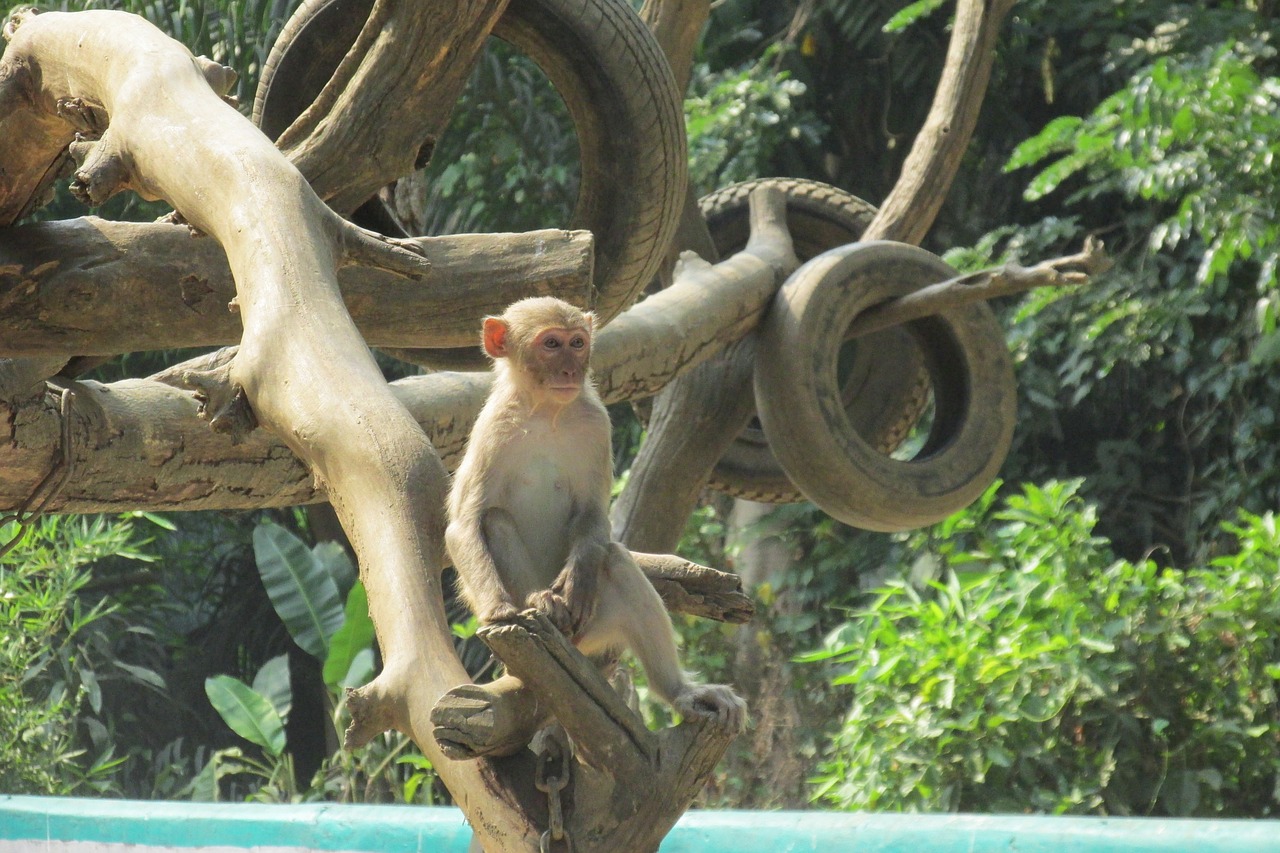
0,381,79,561
535,734,574,853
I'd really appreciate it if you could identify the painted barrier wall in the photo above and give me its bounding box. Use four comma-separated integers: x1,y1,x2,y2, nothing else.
1,795,1277,852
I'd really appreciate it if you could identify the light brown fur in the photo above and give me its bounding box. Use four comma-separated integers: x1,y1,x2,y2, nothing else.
445,297,746,729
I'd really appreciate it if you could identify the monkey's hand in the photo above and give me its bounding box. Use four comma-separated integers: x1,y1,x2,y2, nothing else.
525,589,574,636
550,557,599,637
674,684,749,733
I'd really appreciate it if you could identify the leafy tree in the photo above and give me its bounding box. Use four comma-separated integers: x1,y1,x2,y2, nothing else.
807,481,1280,817
0,515,163,794
194,522,439,804
977,9,1280,562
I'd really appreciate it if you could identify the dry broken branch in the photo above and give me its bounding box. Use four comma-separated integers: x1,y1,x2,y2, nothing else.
846,236,1112,339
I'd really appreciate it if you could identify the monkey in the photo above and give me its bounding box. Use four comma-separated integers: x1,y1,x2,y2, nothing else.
445,296,746,730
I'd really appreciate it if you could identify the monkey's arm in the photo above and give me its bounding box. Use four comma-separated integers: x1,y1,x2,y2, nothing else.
547,500,610,634
446,508,522,624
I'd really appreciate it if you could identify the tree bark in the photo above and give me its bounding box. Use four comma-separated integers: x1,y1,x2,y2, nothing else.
275,0,513,216
0,218,591,356
604,185,793,548
0,7,536,849
0,189,797,512
638,0,708,94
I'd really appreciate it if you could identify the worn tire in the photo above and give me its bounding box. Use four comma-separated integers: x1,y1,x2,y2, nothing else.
254,0,685,328
697,178,930,503
754,241,1016,532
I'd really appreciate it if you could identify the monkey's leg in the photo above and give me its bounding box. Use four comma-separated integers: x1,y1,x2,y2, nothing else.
583,544,748,731
480,507,571,632
579,544,688,701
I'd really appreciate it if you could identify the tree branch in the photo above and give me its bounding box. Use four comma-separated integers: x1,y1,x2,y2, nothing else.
847,236,1111,339
861,0,1018,244
0,219,592,356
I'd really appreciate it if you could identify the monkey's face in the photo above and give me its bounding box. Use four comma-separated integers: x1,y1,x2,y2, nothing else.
529,325,591,405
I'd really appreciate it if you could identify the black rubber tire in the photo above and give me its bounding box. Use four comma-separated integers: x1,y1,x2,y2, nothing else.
754,241,1016,532
696,178,930,503
253,0,685,328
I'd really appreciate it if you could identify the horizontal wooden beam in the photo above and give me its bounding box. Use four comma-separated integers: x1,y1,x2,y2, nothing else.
0,218,593,355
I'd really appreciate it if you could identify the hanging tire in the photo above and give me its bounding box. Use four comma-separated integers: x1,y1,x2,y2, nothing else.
696,178,931,504
254,0,685,329
754,241,1016,532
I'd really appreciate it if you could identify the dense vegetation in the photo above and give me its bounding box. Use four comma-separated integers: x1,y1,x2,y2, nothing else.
3,0,1278,817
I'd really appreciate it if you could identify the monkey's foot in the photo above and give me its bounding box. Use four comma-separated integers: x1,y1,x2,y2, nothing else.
675,684,748,733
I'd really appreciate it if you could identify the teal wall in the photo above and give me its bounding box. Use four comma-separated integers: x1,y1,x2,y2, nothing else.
1,796,1277,852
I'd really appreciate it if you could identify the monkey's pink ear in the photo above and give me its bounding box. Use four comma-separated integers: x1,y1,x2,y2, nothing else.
482,318,509,358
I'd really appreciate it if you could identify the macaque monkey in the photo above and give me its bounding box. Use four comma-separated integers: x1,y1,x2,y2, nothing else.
446,297,746,729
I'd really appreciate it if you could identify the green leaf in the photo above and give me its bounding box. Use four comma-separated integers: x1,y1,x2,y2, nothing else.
79,665,102,714
1005,116,1084,171
204,675,286,757
252,522,344,659
114,661,166,690
184,753,221,802
313,540,357,597
883,0,947,33
323,582,376,691
251,653,292,723
341,648,377,689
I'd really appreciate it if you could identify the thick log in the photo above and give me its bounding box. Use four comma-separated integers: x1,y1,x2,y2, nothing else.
0,182,797,515
276,1,512,216
612,189,795,551
0,218,592,356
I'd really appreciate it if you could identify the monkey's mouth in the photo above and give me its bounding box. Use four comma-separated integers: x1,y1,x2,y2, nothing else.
546,384,581,401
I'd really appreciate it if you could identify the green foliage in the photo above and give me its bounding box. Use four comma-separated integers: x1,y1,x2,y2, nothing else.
199,523,436,804
0,515,159,794
251,522,349,659
1009,40,1280,291
882,0,947,34
955,12,1280,563
204,672,286,757
685,49,823,194
406,39,578,235
807,481,1280,817
322,580,376,692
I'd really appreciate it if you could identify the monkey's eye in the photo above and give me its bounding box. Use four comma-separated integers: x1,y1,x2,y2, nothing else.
570,336,586,349
543,337,561,349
